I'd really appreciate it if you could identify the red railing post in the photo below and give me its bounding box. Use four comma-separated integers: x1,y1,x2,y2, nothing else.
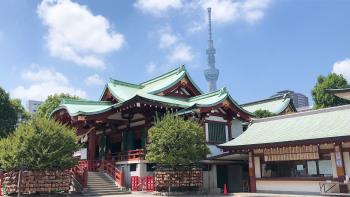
120,169,124,187
82,168,88,188
0,171,4,196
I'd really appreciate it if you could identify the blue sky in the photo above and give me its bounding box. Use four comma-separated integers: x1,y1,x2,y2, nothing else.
1,0,350,107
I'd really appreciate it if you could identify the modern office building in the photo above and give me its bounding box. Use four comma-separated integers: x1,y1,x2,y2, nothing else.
27,100,43,114
271,90,309,109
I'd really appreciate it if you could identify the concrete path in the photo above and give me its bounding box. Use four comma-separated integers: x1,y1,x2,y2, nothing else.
88,191,327,197
14,192,330,197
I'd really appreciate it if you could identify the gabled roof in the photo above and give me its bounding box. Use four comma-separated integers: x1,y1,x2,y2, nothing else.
140,65,203,94
101,65,203,102
53,88,252,119
51,65,252,120
219,104,350,149
51,99,114,117
241,94,295,114
327,88,350,101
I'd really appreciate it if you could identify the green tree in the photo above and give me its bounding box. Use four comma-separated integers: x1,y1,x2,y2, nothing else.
36,93,79,118
312,73,350,109
146,113,209,167
10,98,31,122
0,87,18,137
254,109,276,118
0,117,80,170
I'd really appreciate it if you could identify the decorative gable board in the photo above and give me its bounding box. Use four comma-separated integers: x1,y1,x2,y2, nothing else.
158,76,202,98
100,88,118,103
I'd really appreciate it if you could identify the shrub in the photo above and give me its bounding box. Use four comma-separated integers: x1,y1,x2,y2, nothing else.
146,113,209,167
0,117,80,170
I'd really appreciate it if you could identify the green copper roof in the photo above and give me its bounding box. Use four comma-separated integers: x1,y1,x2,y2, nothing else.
241,95,294,114
54,87,251,118
103,65,203,102
52,99,114,116
220,105,350,148
52,66,251,118
106,79,141,101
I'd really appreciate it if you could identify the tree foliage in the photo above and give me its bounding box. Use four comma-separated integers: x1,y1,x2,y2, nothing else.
0,117,80,170
146,113,209,167
10,98,30,122
36,93,79,119
0,87,18,137
254,109,276,118
312,73,350,109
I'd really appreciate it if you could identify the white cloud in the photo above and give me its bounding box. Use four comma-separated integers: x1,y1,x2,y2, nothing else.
200,0,240,23
146,62,157,74
85,74,104,86
135,0,272,29
187,21,205,33
21,65,69,84
333,58,350,81
37,0,125,69
159,33,178,48
169,43,193,62
134,0,183,16
156,27,194,63
11,66,86,101
199,0,271,24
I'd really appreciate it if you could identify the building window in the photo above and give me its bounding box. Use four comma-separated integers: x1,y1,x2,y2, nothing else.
130,164,137,172
261,153,332,178
146,163,156,172
208,122,226,143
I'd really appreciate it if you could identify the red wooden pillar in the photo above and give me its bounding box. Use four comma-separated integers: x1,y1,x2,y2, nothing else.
248,151,256,192
88,130,97,161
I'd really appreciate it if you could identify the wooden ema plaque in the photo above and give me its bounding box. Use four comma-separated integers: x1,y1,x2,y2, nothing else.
257,145,319,162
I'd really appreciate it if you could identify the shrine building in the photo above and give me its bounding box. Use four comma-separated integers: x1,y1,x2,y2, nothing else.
220,103,350,195
51,65,253,192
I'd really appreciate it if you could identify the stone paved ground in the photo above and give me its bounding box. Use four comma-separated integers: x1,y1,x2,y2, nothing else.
8,192,329,197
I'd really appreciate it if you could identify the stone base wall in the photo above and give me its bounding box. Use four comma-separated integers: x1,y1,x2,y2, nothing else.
1,170,71,195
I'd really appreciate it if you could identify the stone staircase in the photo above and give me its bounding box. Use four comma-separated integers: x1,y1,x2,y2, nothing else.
84,171,130,196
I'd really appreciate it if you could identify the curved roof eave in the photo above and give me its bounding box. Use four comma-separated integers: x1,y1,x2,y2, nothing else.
147,71,186,95
50,104,115,118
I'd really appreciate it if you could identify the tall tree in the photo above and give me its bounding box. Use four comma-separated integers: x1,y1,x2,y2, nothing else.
146,113,209,167
312,73,350,109
0,87,17,137
36,93,79,119
254,109,276,118
10,98,30,122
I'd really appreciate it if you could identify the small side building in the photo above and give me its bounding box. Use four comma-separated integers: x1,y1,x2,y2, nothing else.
219,104,350,195
241,94,296,115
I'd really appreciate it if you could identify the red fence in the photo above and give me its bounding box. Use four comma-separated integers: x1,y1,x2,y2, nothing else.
74,160,124,187
101,160,124,187
131,176,154,192
71,161,88,188
0,171,4,196
115,149,145,161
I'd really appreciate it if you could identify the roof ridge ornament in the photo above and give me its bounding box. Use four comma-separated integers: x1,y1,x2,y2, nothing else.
178,64,186,74
219,87,227,96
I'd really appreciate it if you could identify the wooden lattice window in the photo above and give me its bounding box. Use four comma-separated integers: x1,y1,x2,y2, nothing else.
208,122,226,143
